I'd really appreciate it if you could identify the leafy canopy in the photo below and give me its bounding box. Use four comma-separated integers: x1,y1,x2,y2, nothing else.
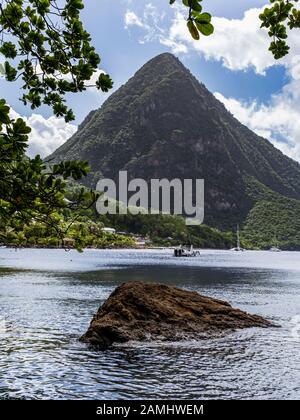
259,0,300,59
0,94,99,245
0,0,108,245
0,0,113,122
0,0,299,247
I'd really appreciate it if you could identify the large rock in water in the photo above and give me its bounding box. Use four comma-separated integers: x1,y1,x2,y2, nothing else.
80,281,273,347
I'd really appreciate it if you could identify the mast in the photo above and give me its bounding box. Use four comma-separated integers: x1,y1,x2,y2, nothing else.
237,224,241,249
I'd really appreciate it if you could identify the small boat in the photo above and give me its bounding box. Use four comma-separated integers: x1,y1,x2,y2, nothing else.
174,245,200,257
269,237,281,252
231,225,245,252
269,246,281,252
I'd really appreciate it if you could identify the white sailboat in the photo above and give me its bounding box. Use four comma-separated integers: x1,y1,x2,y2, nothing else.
231,225,245,252
269,246,281,252
269,238,281,252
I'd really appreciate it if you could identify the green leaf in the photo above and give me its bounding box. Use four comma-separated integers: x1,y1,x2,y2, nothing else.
182,0,202,12
195,12,212,24
0,42,17,59
4,62,17,81
187,20,200,40
0,99,11,124
12,118,32,136
96,73,113,92
195,22,214,36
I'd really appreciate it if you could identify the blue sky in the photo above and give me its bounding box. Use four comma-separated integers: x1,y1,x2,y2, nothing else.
1,0,300,161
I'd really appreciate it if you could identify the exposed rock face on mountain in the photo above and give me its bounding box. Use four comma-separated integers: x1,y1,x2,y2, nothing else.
48,53,300,229
80,281,273,347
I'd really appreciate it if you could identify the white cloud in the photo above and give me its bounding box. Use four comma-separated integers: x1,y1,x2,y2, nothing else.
125,11,144,28
1,66,107,159
125,3,300,163
214,91,300,163
161,5,274,75
162,4,300,76
126,3,275,75
9,108,77,158
124,3,166,44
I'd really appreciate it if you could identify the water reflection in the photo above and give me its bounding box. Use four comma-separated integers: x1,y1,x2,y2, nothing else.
0,249,299,399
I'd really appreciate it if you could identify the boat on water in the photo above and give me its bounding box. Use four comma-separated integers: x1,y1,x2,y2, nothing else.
269,246,281,252
269,237,281,252
174,245,200,258
231,225,245,252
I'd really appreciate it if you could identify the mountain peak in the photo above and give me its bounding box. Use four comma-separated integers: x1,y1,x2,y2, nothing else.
48,54,300,229
141,52,183,69
121,52,195,97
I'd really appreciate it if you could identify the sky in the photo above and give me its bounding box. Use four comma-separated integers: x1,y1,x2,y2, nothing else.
1,0,300,162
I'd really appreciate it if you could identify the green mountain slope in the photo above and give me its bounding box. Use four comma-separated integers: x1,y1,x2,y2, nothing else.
242,177,300,249
47,53,300,231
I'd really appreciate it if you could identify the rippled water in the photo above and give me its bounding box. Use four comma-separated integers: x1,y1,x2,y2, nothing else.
0,248,300,400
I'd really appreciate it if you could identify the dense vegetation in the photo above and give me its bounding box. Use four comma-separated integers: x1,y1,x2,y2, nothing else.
242,177,300,250
0,181,237,250
0,218,135,250
102,213,236,249
0,0,114,238
3,176,300,250
0,211,237,250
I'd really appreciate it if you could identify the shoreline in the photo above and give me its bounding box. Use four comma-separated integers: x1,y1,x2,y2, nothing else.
0,244,233,251
1,245,298,252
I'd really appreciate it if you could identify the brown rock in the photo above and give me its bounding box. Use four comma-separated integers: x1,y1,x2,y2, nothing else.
80,281,274,347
